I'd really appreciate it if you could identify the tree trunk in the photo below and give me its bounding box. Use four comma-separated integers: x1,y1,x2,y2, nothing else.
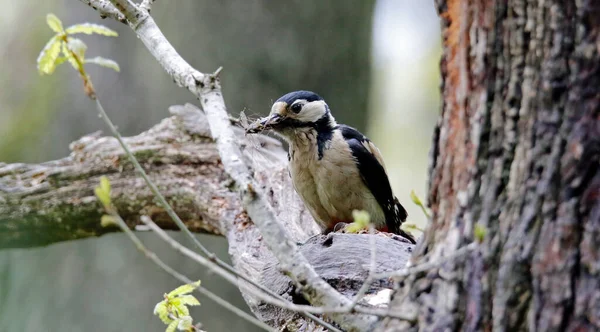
379,0,600,331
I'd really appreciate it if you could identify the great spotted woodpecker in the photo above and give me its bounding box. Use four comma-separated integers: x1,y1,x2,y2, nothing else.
246,91,415,244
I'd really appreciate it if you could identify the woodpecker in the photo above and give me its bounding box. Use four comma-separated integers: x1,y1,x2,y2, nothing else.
246,91,415,244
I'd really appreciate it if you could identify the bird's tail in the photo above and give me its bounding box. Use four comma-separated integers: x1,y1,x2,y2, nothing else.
388,197,416,244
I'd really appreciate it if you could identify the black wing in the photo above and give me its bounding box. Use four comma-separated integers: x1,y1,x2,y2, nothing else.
339,125,411,241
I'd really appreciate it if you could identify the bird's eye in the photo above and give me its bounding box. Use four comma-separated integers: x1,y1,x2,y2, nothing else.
290,103,303,113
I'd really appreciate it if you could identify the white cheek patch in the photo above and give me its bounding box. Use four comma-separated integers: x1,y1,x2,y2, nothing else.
296,100,328,122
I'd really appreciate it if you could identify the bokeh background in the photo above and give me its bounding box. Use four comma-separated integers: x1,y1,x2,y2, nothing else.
0,1,440,331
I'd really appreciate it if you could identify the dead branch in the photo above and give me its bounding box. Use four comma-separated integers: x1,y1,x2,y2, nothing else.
0,103,415,330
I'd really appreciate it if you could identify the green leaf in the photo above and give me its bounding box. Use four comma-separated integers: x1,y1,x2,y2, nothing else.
410,190,431,218
100,215,117,227
99,176,111,195
352,210,370,226
153,301,172,324
66,38,87,60
344,210,371,233
177,316,193,331
177,295,200,306
171,300,190,317
61,43,79,70
410,190,423,206
46,14,64,33
94,188,111,208
168,280,201,297
94,176,112,208
65,23,118,37
85,56,120,72
166,319,178,332
37,36,62,75
55,57,68,66
474,224,487,243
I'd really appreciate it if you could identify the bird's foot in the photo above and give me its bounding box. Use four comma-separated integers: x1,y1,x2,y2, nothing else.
332,221,351,233
296,232,327,246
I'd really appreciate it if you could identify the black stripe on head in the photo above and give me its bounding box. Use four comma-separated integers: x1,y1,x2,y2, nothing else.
276,90,323,105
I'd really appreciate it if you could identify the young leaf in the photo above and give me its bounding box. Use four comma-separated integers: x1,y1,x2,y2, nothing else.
177,295,200,307
410,190,423,206
166,319,178,332
94,187,111,208
153,301,172,324
55,57,68,67
37,36,62,75
474,224,487,243
177,316,193,331
66,38,87,60
352,210,371,226
171,301,190,317
94,176,112,208
410,189,431,218
85,56,120,72
65,23,118,37
46,14,64,33
100,215,117,227
168,280,201,297
345,210,371,233
62,43,79,69
99,176,111,195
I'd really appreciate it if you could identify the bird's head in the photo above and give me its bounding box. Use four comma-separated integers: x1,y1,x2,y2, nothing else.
245,91,335,138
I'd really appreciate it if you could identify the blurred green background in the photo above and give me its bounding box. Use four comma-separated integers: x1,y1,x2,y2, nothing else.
0,1,440,331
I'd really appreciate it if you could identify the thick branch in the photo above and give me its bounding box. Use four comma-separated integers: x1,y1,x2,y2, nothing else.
1,104,415,329
0,106,224,247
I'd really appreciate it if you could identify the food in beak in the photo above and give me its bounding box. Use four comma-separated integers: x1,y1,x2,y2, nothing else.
245,114,282,133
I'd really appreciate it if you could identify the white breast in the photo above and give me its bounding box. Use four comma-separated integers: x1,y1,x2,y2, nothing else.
288,129,385,231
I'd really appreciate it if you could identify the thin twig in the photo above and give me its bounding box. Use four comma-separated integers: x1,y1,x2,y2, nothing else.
104,211,273,331
373,242,479,280
93,97,212,258
93,97,338,331
140,216,341,331
141,216,414,321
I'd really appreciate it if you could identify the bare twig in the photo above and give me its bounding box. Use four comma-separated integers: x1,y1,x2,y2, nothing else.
103,212,273,331
142,213,342,331
94,1,379,330
93,97,212,261
373,242,479,280
79,0,126,23
91,64,339,331
141,216,414,321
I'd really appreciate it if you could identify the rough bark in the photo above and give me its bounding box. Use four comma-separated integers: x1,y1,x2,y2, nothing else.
379,0,600,331
0,104,414,330
0,104,257,247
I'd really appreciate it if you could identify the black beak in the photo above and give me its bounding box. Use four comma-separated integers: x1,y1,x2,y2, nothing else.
245,114,283,133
